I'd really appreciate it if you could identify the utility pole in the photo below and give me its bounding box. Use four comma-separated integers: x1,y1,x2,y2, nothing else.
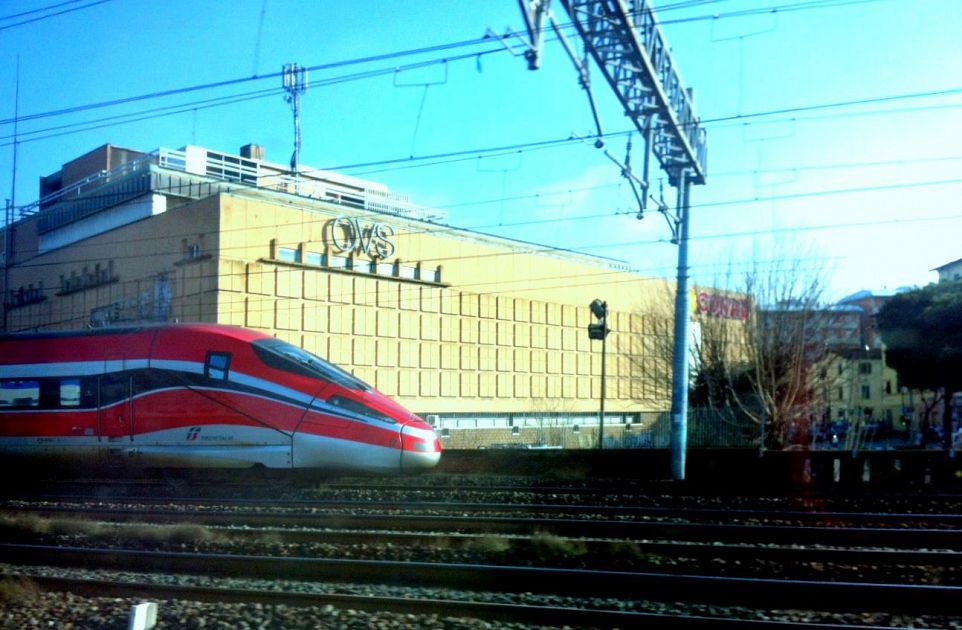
2,201,11,333
282,63,308,191
516,0,707,479
3,57,21,333
669,171,692,479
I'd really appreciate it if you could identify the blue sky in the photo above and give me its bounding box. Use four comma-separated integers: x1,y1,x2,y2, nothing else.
1,0,961,300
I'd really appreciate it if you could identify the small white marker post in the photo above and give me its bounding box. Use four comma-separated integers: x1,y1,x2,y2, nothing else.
128,602,158,630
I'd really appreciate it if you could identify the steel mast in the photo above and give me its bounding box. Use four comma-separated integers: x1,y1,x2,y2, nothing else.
282,63,309,191
517,0,707,479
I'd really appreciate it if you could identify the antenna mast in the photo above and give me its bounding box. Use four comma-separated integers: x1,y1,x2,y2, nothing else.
282,63,309,188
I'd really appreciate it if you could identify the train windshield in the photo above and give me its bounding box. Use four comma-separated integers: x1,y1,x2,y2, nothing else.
251,338,371,391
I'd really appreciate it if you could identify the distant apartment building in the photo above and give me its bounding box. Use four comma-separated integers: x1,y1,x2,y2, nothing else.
815,289,932,442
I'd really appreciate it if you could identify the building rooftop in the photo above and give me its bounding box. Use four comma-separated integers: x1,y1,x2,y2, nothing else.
20,144,449,226
932,257,962,272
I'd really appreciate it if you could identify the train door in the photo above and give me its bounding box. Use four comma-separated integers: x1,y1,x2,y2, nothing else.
98,367,133,442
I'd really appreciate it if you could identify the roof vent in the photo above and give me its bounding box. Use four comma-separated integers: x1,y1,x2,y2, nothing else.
240,144,264,160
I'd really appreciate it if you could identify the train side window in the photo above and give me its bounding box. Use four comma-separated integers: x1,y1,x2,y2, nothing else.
133,369,182,395
39,380,62,408
99,373,130,406
205,352,231,381
80,378,98,407
60,379,82,407
0,380,40,408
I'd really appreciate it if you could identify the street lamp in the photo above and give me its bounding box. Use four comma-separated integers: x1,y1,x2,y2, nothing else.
588,299,610,448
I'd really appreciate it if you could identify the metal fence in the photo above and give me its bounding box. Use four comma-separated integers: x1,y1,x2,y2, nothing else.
429,408,759,450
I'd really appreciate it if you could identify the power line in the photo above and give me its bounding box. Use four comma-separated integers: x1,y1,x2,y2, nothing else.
5,181,960,277
0,33,501,128
0,0,922,136
657,0,891,26
0,46,510,149
0,0,90,21
0,88,283,144
304,86,962,176
0,0,114,32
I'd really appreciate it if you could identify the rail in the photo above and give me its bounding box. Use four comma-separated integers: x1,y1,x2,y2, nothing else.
5,544,962,615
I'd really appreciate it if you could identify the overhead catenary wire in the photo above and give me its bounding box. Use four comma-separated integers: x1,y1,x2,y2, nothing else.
1,0,950,315
0,0,115,32
5,180,961,279
9,249,895,333
0,0,931,136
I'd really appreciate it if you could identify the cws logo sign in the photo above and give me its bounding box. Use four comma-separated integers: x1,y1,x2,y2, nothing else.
327,216,396,260
691,289,749,321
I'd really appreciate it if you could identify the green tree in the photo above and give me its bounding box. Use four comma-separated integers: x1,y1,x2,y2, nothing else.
876,281,962,449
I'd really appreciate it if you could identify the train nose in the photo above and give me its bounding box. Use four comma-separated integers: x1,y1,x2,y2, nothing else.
400,422,442,472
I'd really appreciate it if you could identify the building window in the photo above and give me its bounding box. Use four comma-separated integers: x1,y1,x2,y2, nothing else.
400,264,418,280
277,247,300,263
861,385,871,399
885,380,892,395
859,362,872,375
330,255,350,269
837,387,844,401
377,262,394,276
305,251,325,266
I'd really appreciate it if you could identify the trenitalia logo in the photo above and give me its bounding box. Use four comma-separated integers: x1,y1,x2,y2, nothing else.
328,216,396,260
186,427,201,441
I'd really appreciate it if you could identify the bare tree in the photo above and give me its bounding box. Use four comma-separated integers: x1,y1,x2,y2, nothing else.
726,255,833,448
628,249,832,449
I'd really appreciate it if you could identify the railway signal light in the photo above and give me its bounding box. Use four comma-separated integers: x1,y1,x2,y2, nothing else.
588,298,609,339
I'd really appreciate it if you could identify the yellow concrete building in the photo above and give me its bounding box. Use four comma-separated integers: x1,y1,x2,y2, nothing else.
1,144,685,448
818,348,914,447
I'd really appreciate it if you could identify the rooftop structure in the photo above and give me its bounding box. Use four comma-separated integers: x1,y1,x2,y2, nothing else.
17,143,447,232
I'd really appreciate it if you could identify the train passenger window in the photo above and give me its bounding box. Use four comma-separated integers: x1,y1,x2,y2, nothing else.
205,352,231,381
60,378,81,407
0,380,40,407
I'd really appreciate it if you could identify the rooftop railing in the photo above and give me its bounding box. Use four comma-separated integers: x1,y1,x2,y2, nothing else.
13,146,447,226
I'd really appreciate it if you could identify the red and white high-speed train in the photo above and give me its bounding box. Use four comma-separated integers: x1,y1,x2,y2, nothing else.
0,324,441,474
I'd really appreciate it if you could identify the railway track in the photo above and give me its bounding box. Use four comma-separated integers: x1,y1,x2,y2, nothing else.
4,503,962,586
5,544,962,618
4,484,962,628
14,475,962,509
7,500,962,550
5,574,712,630
12,492,962,525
